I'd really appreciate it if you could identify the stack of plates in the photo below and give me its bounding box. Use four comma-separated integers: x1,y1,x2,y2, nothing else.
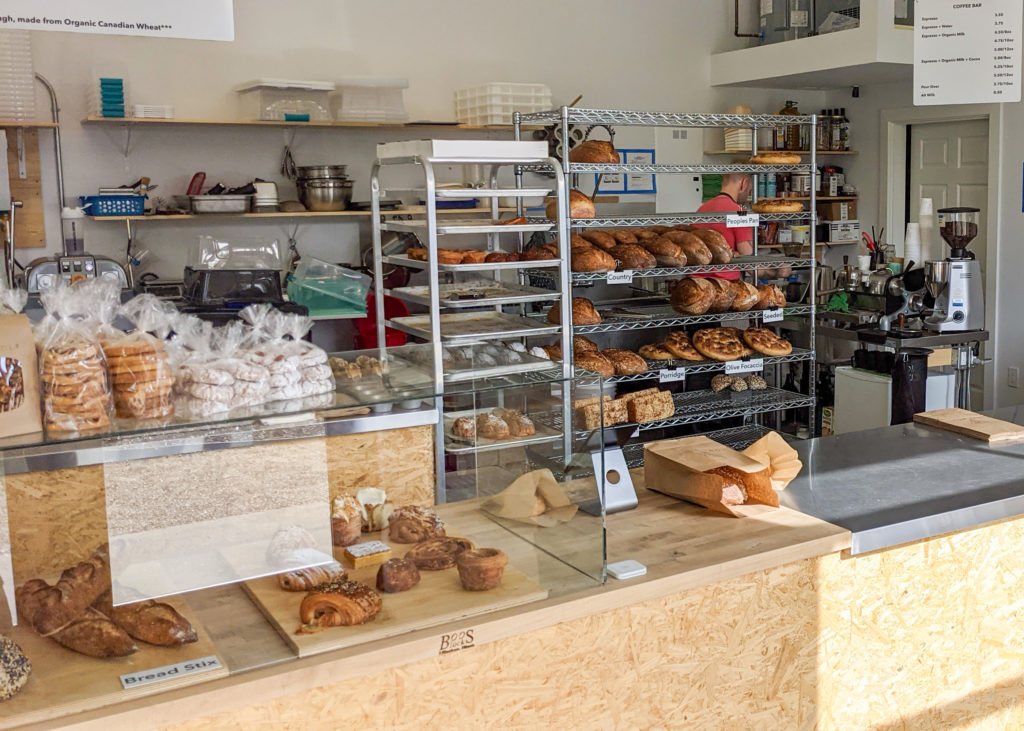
0,31,35,121
724,128,753,153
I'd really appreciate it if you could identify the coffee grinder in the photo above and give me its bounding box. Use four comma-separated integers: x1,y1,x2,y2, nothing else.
924,207,984,332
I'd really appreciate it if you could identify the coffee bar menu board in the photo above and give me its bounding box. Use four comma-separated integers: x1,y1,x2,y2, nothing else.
915,0,1022,105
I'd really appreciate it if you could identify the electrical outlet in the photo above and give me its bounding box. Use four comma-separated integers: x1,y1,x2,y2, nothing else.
1009,367,1019,389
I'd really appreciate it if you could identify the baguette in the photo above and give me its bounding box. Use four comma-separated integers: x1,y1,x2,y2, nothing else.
48,607,137,658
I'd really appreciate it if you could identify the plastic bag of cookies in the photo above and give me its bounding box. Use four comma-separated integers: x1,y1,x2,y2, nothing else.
239,305,334,402
35,279,118,433
103,295,178,421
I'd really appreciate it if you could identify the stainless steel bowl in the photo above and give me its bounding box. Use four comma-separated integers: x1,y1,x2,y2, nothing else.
296,164,347,179
297,179,353,212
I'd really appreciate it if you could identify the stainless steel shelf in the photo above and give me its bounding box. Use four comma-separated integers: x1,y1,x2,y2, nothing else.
382,219,553,235
568,163,813,174
385,254,562,272
525,257,815,285
622,424,780,467
525,213,813,228
574,305,815,334
389,282,559,309
637,388,815,431
434,187,551,199
594,348,815,383
517,108,816,128
388,312,561,344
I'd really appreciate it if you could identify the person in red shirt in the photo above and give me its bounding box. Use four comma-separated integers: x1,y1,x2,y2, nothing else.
695,173,789,280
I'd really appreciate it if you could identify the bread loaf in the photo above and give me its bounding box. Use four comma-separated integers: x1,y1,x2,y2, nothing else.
573,335,599,353
731,280,760,311
547,189,596,219
93,590,198,647
579,230,617,251
608,244,656,270
626,391,674,424
691,228,733,264
48,608,137,658
607,229,639,245
546,298,601,326
571,246,616,272
663,231,713,265
707,278,738,313
601,349,649,376
756,284,787,310
574,352,615,378
704,465,750,506
670,278,716,315
16,544,111,635
569,140,620,163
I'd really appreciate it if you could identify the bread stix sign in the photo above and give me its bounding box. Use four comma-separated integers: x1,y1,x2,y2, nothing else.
0,0,234,41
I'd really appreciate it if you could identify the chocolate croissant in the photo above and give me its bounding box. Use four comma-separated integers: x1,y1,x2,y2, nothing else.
278,562,347,592
296,579,382,634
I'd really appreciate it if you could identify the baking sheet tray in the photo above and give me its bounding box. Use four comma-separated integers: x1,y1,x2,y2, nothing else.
388,312,560,343
443,408,562,454
384,254,561,273
393,281,560,308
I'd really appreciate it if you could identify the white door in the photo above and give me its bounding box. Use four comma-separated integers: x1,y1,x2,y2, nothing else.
909,118,989,407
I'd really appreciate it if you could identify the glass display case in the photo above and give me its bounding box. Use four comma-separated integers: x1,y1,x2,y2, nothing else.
0,344,605,724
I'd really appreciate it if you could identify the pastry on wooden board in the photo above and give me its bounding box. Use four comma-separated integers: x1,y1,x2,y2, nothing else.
278,562,348,592
296,579,382,634
457,548,508,591
15,544,111,636
48,607,138,658
376,558,421,594
93,589,198,647
0,636,30,701
406,537,475,571
387,505,446,544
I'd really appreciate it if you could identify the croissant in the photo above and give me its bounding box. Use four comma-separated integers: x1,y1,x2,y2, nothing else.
387,505,446,544
278,562,348,592
296,579,382,634
93,589,197,647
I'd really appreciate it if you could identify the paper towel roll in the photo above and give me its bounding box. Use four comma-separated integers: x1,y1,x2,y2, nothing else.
904,222,921,267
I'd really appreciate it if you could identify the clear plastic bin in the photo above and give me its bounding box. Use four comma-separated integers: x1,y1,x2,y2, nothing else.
454,83,552,126
236,79,334,121
288,258,370,315
0,30,35,121
333,78,408,123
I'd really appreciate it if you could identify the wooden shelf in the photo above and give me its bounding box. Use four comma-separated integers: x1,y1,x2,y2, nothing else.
704,149,858,156
0,120,58,129
87,207,515,223
80,116,535,131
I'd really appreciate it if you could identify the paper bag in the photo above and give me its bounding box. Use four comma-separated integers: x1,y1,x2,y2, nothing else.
742,431,802,491
644,434,801,517
481,468,578,527
0,314,40,438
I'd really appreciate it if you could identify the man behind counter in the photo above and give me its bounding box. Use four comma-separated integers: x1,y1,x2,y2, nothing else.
695,173,789,280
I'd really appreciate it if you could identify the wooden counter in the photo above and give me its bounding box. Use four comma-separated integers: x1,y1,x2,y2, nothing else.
36,473,849,729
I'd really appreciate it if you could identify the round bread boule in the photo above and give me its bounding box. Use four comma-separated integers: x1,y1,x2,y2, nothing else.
574,352,616,378
601,349,649,376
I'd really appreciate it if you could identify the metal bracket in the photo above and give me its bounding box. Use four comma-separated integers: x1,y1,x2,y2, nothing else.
582,446,638,515
15,129,25,179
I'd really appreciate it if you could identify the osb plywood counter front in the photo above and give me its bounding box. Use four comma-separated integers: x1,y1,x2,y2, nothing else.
37,472,851,730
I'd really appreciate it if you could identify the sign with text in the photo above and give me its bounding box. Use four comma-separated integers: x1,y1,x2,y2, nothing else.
725,358,764,375
658,368,687,384
606,270,635,285
0,1,234,41
120,656,223,689
914,0,1021,105
727,213,760,229
762,308,785,323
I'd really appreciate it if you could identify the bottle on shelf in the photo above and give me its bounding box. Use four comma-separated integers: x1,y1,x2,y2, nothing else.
766,172,777,198
776,100,801,151
757,174,768,199
838,107,851,151
817,110,831,153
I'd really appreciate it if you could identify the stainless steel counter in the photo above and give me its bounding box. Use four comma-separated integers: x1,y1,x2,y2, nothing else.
780,406,1024,554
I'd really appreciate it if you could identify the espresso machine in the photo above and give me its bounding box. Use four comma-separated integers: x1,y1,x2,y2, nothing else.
925,207,985,332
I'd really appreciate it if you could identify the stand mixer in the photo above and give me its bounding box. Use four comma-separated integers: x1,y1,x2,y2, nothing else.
924,207,985,332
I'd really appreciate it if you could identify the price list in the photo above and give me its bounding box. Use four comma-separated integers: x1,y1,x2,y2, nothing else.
914,0,1021,105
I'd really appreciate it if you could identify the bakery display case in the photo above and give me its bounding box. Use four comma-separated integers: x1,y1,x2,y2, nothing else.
0,347,606,725
514,107,820,462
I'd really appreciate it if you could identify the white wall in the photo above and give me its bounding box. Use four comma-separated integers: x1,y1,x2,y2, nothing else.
22,0,825,278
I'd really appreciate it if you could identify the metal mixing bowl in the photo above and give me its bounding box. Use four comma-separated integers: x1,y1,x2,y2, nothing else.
297,179,353,211
296,164,348,179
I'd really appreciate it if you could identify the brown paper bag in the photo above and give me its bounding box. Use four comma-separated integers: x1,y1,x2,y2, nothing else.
742,431,803,491
481,468,578,527
0,314,41,438
644,434,801,517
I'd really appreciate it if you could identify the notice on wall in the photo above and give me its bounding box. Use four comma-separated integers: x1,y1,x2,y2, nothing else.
0,0,234,41
914,0,1021,105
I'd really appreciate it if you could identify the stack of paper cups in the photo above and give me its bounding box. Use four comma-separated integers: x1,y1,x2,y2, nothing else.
904,222,922,267
918,198,936,262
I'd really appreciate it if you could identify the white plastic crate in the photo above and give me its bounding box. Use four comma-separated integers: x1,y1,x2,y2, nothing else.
236,79,334,121
454,83,552,126
333,77,408,123
0,30,35,121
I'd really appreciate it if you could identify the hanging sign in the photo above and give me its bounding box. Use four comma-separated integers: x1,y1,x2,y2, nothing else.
914,0,1021,105
0,1,234,41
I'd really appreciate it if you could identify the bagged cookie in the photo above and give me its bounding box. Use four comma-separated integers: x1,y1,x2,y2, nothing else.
103,295,177,421
35,279,117,433
240,304,334,403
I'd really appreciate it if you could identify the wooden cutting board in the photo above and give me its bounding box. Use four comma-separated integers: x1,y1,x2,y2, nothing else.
0,594,226,726
913,408,1024,443
244,540,547,659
